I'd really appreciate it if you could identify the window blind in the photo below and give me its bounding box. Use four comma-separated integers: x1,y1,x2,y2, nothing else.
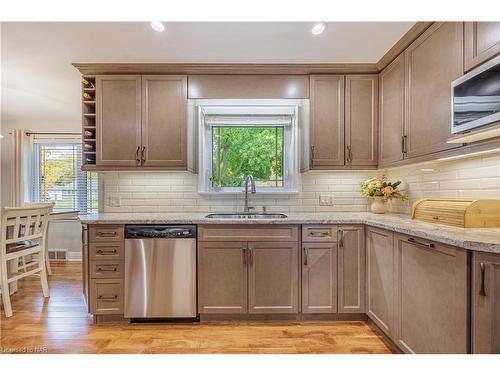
32,141,98,214
204,115,293,127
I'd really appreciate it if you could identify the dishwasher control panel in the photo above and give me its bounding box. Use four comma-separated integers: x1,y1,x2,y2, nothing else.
125,225,197,239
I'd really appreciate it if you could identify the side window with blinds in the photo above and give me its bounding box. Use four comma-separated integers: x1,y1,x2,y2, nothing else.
32,141,98,213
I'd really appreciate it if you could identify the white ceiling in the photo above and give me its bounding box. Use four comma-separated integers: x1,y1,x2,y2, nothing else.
1,22,414,126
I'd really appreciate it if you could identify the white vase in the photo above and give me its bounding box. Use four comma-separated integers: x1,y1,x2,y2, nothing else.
370,196,387,214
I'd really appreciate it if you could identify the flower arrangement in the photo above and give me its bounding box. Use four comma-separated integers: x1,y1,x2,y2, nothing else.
360,176,408,202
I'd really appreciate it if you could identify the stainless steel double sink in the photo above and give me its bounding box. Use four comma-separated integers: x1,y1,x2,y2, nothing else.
205,212,288,219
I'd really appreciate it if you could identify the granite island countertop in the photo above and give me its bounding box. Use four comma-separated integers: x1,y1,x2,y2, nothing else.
78,212,500,254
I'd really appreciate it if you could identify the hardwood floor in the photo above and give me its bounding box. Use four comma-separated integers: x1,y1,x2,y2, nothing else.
0,262,394,354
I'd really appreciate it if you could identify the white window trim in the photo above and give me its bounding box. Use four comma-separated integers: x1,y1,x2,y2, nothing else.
196,99,303,194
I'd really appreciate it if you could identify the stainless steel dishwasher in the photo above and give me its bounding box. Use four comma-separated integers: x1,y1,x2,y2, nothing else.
124,225,197,319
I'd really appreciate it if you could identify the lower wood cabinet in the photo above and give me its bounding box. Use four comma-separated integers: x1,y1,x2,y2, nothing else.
198,235,299,315
198,242,247,314
394,234,468,354
248,242,299,314
337,226,366,313
366,226,395,337
472,251,500,354
301,242,338,313
89,279,124,315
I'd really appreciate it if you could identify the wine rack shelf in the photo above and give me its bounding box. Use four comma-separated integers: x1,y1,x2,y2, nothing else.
81,75,96,166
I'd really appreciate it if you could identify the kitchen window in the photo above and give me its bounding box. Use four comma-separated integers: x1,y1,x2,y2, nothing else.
197,100,302,193
32,139,98,213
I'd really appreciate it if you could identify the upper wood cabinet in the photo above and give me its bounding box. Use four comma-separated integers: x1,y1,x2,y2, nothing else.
198,241,248,314
95,74,188,170
379,54,405,167
96,75,142,167
366,226,395,338
472,251,500,354
465,22,500,71
345,75,378,166
394,234,468,354
142,75,187,168
337,225,366,313
404,22,463,158
310,75,345,168
302,242,338,314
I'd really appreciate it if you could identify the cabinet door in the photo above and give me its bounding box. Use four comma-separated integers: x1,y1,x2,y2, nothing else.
345,75,378,166
198,242,248,314
405,22,463,158
96,75,142,167
465,22,500,71
394,235,468,353
379,54,405,166
337,226,366,313
302,242,337,314
472,252,500,354
142,75,187,168
366,227,395,337
310,75,345,168
248,242,299,314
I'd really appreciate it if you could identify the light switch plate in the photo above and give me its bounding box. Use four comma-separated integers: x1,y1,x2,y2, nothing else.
319,194,334,206
108,196,121,207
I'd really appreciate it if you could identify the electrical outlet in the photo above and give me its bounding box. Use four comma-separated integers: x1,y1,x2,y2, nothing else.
108,196,121,207
319,194,334,206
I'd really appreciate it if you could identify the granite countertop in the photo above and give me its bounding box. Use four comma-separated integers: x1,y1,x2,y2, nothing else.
78,212,500,254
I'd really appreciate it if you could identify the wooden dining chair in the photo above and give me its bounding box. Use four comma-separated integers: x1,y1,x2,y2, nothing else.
0,203,54,317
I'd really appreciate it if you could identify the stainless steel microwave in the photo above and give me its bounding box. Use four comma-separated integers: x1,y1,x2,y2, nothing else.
452,54,500,134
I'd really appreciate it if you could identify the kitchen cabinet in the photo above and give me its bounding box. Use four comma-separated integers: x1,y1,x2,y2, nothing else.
248,242,299,314
302,242,337,314
394,234,468,354
96,75,142,167
141,75,187,168
198,242,248,314
337,226,366,313
472,251,500,354
345,75,378,166
465,22,500,71
310,75,345,168
366,226,395,337
404,22,463,158
198,225,300,315
95,74,188,169
378,54,405,166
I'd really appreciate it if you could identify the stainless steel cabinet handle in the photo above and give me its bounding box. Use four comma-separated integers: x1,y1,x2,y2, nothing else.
141,146,146,163
346,145,353,164
402,135,408,154
96,231,117,237
242,247,247,265
97,294,118,301
479,262,486,296
96,249,118,255
248,248,254,266
407,237,435,249
309,231,330,237
97,266,118,272
338,229,344,247
135,146,140,162
310,145,315,168
303,247,308,266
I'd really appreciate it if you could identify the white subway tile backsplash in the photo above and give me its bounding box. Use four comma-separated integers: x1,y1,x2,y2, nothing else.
101,152,500,214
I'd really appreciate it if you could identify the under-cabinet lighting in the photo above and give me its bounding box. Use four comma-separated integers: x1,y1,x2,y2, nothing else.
420,168,435,172
311,22,326,35
437,148,500,161
150,21,165,32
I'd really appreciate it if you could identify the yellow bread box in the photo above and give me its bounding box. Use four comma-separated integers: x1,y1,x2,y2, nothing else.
411,199,500,228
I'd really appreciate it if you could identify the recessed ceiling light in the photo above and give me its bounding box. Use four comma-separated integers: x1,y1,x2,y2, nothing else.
311,22,326,35
150,21,165,32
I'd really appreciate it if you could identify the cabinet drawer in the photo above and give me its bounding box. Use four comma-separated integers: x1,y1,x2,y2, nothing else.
89,279,124,315
89,242,124,260
89,225,124,242
89,260,124,279
302,225,338,242
199,225,299,242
